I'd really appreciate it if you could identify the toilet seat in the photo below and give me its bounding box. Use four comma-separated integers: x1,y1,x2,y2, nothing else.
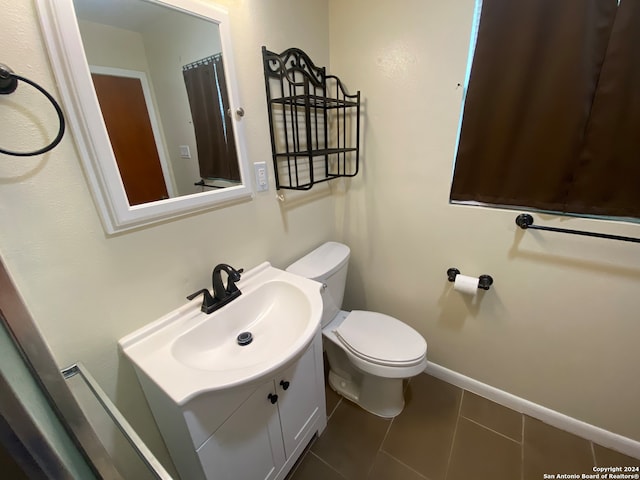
333,311,426,367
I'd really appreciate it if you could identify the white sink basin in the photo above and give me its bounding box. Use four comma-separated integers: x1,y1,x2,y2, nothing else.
171,280,312,371
119,262,323,405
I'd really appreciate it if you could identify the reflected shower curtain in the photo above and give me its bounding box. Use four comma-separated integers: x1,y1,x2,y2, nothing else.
183,54,240,181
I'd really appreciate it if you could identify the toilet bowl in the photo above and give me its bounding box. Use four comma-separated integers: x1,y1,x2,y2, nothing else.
286,242,427,418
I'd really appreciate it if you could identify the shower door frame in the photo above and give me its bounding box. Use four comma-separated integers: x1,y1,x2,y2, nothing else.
0,257,172,478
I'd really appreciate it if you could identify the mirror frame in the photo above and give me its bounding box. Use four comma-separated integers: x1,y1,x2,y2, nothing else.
35,0,253,234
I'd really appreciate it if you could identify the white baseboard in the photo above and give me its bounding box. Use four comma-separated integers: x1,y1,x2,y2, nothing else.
424,362,640,460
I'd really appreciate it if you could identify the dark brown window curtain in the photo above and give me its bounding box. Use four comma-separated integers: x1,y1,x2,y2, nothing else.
450,0,640,219
183,54,240,181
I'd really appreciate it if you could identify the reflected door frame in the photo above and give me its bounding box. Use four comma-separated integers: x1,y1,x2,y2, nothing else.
89,65,176,200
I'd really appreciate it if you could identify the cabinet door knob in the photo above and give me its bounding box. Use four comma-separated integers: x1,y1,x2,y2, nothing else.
279,380,290,390
268,393,278,404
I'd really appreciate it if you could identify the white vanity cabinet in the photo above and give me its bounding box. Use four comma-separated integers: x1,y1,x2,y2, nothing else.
134,331,326,480
197,337,324,479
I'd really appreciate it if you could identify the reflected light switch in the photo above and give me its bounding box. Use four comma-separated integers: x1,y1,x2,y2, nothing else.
254,161,268,192
179,145,191,159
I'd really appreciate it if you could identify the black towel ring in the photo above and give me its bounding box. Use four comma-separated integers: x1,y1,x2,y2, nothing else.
0,63,66,157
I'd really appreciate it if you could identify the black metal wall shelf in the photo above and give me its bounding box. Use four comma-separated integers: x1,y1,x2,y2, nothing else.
262,47,361,190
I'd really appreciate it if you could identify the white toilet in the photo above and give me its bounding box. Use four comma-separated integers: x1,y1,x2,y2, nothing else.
287,242,427,418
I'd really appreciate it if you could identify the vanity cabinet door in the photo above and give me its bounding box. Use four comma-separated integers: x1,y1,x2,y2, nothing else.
277,342,321,458
196,380,285,480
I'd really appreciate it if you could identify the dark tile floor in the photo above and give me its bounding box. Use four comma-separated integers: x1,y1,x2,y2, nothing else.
287,373,640,480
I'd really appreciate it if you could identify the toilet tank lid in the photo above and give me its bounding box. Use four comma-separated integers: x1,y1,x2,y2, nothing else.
286,242,350,281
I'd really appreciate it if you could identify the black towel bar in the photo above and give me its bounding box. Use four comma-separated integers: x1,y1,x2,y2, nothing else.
515,214,640,244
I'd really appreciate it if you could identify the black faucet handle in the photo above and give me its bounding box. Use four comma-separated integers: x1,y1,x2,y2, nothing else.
229,267,243,282
187,288,217,314
219,264,243,281
226,267,243,293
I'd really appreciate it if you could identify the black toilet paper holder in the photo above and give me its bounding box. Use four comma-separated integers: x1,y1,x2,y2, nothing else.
446,268,493,291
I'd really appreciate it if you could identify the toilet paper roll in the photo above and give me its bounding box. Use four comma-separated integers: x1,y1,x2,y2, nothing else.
453,274,479,296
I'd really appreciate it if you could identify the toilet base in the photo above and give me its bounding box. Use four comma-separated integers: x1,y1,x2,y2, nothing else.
322,310,424,419
328,369,405,419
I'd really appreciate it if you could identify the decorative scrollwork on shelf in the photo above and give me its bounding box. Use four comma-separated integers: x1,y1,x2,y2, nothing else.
263,47,325,87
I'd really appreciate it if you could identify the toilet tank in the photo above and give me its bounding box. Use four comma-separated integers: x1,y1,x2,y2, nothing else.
286,242,350,328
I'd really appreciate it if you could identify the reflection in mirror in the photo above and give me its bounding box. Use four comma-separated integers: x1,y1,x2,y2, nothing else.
73,0,240,205
36,0,252,233
182,55,240,185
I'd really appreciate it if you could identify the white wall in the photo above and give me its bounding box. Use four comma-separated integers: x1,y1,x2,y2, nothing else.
3,0,640,475
78,20,149,72
0,0,331,475
330,0,640,442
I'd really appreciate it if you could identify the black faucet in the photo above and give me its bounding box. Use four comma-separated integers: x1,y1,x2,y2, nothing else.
187,264,243,314
212,264,243,301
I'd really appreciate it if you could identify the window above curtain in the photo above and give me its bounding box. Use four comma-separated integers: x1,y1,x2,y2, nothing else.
450,0,640,220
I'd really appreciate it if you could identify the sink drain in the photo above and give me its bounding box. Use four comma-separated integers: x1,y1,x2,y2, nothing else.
237,331,253,346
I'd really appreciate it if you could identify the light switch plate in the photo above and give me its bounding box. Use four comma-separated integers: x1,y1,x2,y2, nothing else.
179,145,191,159
254,162,268,192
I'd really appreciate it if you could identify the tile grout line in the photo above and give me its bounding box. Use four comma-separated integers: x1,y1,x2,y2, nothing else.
443,388,465,480
306,386,342,479
380,451,431,480
378,414,394,452
326,395,342,421
373,378,430,480
307,451,349,479
366,406,396,478
459,414,523,445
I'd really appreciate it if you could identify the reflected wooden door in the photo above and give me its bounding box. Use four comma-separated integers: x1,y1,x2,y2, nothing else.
91,73,168,206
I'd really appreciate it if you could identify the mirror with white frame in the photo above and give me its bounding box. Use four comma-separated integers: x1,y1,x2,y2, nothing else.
35,0,252,234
